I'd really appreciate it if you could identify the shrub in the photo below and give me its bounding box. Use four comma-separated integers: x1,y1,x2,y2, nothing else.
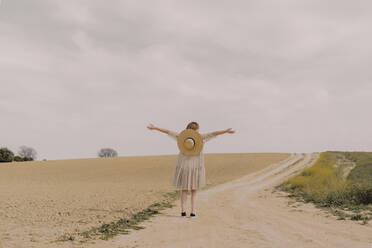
14,156,23,162
346,184,372,205
0,147,15,162
13,156,33,162
22,157,34,161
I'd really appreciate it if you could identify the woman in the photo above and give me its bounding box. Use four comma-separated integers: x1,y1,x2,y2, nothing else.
147,121,235,217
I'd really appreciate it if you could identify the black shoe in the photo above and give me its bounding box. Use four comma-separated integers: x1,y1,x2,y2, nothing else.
190,213,196,217
181,211,186,217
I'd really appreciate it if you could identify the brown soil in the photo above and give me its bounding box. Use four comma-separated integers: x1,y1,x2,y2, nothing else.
0,153,288,248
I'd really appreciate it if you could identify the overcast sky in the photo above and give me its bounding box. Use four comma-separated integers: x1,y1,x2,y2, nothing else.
1,0,372,160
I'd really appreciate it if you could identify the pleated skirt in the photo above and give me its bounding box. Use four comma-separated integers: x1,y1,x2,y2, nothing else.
171,153,206,190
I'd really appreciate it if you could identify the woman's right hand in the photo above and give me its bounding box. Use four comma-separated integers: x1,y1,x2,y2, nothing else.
147,123,157,130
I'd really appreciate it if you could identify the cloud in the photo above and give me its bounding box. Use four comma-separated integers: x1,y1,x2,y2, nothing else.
1,0,372,159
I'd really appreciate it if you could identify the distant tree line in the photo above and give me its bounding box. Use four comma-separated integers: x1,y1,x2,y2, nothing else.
0,145,119,163
0,146,37,163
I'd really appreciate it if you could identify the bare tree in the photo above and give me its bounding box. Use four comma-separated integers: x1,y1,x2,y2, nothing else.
18,146,37,161
98,148,118,158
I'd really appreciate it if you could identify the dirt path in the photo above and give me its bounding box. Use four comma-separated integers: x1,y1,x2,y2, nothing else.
88,153,372,248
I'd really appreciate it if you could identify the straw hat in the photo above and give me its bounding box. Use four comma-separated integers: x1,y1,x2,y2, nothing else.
177,129,203,156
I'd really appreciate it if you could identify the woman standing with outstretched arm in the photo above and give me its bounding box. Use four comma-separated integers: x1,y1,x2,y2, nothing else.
147,121,235,217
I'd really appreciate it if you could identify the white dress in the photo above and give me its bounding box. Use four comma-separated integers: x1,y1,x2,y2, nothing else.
167,130,217,190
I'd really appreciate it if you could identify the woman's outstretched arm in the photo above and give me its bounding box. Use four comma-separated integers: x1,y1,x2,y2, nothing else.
202,128,235,142
147,123,178,141
147,123,172,134
212,128,235,136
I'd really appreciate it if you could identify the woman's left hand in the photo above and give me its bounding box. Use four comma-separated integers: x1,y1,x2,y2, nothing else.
226,128,235,134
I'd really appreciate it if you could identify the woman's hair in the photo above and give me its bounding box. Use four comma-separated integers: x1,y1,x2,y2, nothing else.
186,121,199,130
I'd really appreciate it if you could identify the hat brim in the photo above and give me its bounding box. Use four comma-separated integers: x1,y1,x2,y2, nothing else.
177,129,203,156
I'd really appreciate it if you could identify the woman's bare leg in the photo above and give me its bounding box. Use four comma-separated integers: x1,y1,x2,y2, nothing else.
181,190,188,212
191,189,197,214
